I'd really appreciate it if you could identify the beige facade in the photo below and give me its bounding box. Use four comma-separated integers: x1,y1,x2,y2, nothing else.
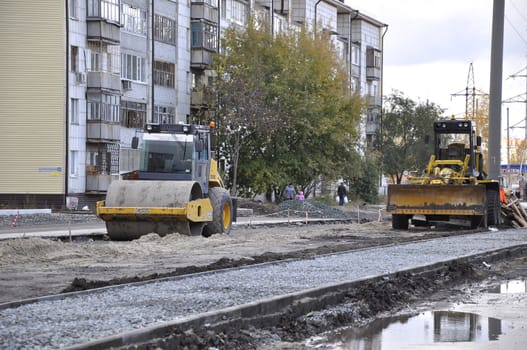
0,1,66,198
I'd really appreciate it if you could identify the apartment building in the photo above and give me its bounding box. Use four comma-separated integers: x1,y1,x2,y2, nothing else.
0,0,386,209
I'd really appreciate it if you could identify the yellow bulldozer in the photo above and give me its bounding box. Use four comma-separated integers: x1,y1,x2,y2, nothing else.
96,123,233,240
386,117,501,229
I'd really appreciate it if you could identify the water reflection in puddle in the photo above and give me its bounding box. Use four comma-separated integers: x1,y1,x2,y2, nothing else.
487,280,526,294
311,311,511,350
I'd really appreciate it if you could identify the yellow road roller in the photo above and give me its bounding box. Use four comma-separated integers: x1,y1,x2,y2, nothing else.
386,118,500,229
96,123,233,240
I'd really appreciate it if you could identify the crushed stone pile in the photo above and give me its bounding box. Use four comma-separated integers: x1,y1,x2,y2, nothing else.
0,212,102,228
272,200,355,219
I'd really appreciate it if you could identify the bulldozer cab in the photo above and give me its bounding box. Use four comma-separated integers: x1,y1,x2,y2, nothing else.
433,119,479,178
129,123,212,193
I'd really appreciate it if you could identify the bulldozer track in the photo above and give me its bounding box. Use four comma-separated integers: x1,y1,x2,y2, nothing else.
1,229,526,349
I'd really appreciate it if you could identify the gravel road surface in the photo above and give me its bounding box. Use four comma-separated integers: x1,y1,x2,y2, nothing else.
1,230,525,349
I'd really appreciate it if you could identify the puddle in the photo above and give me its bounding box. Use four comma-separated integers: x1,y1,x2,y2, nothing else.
487,280,526,294
310,311,511,349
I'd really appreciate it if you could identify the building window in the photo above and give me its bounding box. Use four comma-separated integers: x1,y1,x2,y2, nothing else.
88,0,120,23
121,53,145,82
88,42,120,74
121,101,146,128
191,22,217,50
367,47,381,68
71,46,79,72
70,98,79,124
87,93,120,122
154,14,176,44
351,77,359,94
121,3,147,35
153,105,175,124
69,0,78,18
220,0,226,19
154,61,175,88
351,45,360,66
231,0,248,25
70,150,78,176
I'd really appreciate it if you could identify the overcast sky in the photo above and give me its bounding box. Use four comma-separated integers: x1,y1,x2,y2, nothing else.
348,0,527,138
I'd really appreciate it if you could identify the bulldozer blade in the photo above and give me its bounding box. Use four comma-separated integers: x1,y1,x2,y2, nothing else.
386,184,487,216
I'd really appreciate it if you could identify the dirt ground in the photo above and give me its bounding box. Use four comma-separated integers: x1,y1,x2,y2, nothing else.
0,202,526,349
0,203,476,304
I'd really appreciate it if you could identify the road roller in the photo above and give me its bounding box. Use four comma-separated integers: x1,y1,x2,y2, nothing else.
96,123,233,240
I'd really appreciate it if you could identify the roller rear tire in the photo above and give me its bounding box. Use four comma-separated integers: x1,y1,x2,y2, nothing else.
203,187,233,237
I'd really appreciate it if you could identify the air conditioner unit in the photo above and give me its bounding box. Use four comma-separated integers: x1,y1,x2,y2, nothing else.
121,79,132,90
75,72,86,84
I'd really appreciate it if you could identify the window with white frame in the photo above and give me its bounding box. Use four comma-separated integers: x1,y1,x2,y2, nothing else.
154,61,175,88
121,100,146,128
87,42,120,74
220,0,226,19
351,45,360,66
87,93,120,122
121,3,146,35
69,0,78,18
87,0,120,23
153,105,175,124
231,0,248,25
121,53,146,82
70,98,79,124
70,150,78,176
191,22,217,50
154,14,176,44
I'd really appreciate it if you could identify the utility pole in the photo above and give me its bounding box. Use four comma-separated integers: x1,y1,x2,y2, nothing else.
488,0,504,180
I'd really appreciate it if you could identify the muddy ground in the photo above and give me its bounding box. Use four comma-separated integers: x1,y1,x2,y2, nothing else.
1,201,526,349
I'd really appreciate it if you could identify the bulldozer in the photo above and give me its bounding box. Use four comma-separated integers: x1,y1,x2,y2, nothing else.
386,117,500,229
96,122,233,240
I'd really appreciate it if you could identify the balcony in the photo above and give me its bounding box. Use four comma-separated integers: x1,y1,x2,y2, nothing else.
86,173,119,192
191,90,214,107
87,121,120,142
191,2,218,22
87,71,121,92
367,95,382,107
365,121,379,134
191,49,214,68
87,19,120,44
366,67,381,80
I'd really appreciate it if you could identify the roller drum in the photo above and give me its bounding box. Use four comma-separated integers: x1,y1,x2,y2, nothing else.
104,180,205,240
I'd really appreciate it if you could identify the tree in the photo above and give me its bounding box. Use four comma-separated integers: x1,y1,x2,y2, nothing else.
210,19,362,199
379,91,444,184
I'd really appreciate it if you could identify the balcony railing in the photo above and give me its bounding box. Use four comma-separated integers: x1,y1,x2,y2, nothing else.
87,19,120,44
87,71,121,92
191,48,214,68
191,2,218,22
87,120,120,141
366,67,381,80
367,95,382,107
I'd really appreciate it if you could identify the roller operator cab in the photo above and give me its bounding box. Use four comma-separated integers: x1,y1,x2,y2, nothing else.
386,118,501,229
96,123,233,240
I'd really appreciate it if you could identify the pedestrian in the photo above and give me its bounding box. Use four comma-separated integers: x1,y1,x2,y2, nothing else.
296,191,305,201
337,182,347,206
283,183,296,200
